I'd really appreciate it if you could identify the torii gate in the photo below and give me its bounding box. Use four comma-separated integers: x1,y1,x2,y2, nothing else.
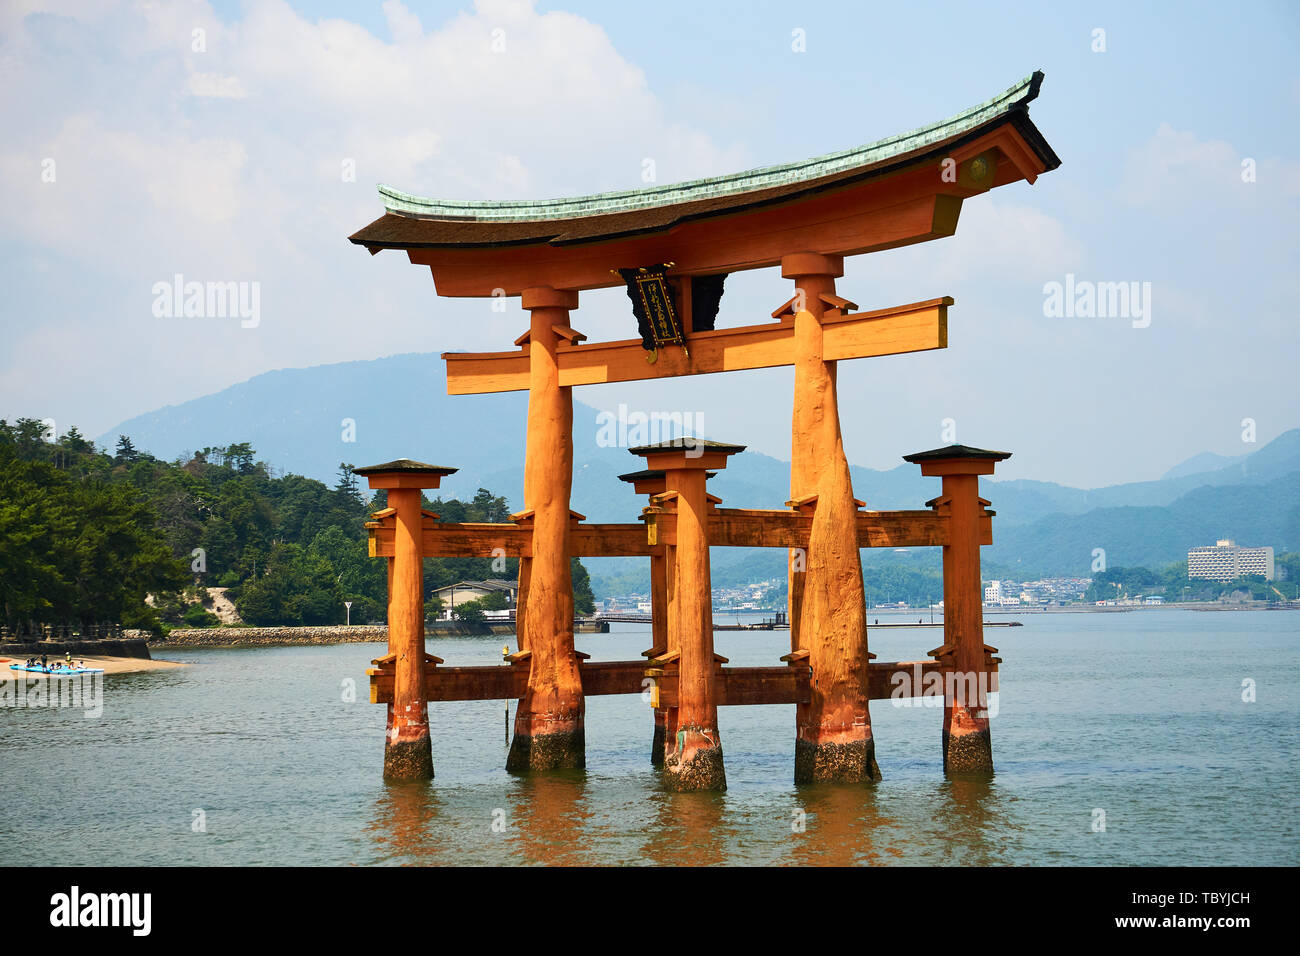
351,72,1060,790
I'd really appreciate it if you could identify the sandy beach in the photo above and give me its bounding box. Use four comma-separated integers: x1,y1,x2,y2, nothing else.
0,655,188,682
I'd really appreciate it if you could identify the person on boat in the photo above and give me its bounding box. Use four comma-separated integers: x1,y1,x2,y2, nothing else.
65,651,73,666
40,653,48,669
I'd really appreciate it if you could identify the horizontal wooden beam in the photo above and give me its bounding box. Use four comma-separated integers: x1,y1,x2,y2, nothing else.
367,519,653,558
369,658,996,705
368,506,994,558
444,298,949,395
650,508,993,549
370,659,649,704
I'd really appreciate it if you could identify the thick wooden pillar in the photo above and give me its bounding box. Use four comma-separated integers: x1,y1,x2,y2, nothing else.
904,445,1009,775
619,467,706,767
383,555,396,766
664,467,720,789
782,253,878,783
507,287,585,771
387,486,431,779
631,441,742,791
356,459,457,782
648,546,668,764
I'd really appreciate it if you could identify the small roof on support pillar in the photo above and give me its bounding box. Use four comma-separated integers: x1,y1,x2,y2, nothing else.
628,438,746,473
627,439,746,456
903,444,1010,478
354,458,458,489
617,468,719,482
902,445,1011,463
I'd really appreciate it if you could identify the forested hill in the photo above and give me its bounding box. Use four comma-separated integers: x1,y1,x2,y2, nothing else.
0,418,592,636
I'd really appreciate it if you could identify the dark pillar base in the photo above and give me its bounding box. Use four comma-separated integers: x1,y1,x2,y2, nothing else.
663,727,726,791
383,736,433,782
650,717,665,767
943,725,993,775
794,737,881,784
506,728,585,772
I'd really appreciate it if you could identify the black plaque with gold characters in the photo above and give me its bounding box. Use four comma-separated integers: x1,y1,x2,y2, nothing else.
618,264,684,354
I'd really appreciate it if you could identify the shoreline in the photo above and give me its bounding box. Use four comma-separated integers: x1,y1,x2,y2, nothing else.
1,655,188,682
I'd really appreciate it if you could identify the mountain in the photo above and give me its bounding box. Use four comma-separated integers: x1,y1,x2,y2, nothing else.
984,474,1300,577
1162,450,1247,480
97,351,1300,585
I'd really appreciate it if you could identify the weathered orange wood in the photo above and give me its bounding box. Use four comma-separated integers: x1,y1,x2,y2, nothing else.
443,298,949,395
370,658,997,705
508,288,585,771
785,253,878,784
370,520,652,557
665,467,723,790
370,659,649,703
633,442,742,791
369,507,994,559
385,486,433,780
908,447,1009,775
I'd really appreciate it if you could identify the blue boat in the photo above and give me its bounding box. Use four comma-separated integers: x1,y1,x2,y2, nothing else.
8,663,105,676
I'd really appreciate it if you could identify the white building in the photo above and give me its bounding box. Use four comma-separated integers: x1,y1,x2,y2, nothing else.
430,579,518,619
1187,540,1275,582
984,580,1002,604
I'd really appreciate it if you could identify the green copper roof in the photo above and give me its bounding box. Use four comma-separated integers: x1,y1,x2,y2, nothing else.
379,72,1049,223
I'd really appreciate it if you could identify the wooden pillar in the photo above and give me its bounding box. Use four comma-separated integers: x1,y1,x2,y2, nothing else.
383,555,396,765
648,546,668,764
782,252,878,783
355,459,457,782
631,441,742,791
387,486,430,778
666,467,718,789
619,466,714,767
904,445,1010,775
507,286,585,771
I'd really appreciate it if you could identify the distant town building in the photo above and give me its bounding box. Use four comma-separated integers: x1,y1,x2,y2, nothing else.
430,579,518,619
984,580,1002,604
1187,540,1274,582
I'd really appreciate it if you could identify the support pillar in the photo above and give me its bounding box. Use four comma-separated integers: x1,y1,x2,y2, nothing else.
781,253,878,783
620,467,716,767
356,459,458,782
508,286,586,771
903,445,1010,775
649,546,668,764
630,441,743,791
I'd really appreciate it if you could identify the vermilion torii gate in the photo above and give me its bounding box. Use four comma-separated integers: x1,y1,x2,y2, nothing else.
351,73,1059,789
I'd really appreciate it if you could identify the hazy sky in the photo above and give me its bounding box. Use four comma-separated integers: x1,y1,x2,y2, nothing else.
2,0,1297,487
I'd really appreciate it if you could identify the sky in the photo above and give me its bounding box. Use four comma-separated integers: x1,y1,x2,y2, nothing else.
1,0,1297,488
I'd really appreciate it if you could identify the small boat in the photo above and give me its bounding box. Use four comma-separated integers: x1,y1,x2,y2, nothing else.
8,663,105,675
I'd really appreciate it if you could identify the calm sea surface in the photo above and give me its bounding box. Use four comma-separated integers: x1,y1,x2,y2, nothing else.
3,609,1297,866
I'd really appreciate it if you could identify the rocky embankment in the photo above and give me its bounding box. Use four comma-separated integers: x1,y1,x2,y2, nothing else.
152,625,390,647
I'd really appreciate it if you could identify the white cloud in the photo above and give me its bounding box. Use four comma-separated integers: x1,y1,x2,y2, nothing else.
187,72,246,99
0,0,745,435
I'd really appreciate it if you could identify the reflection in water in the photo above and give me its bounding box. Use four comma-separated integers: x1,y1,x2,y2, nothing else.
787,783,890,866
506,771,593,865
366,782,448,865
935,775,1013,865
640,782,729,866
